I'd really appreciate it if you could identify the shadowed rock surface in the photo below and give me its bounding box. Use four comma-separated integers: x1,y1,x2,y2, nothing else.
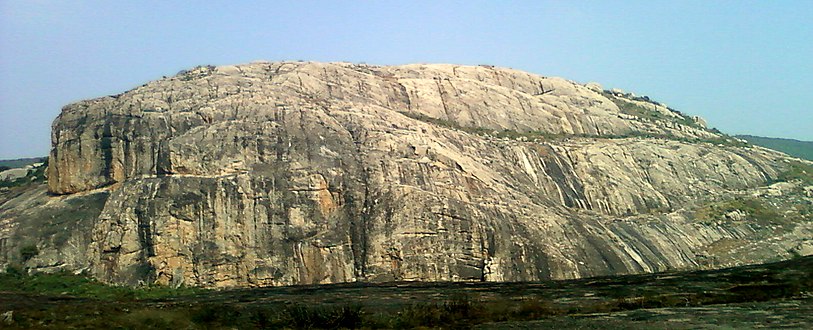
1,62,811,288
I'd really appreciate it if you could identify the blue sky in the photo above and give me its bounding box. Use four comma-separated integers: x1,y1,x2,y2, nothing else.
1,0,811,158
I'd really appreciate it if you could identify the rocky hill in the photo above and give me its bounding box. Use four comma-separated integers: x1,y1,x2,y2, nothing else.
1,62,811,288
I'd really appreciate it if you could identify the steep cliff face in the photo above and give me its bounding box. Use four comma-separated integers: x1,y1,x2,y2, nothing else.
2,62,811,287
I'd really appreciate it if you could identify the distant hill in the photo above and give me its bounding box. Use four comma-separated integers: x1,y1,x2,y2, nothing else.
736,135,813,161
0,157,46,170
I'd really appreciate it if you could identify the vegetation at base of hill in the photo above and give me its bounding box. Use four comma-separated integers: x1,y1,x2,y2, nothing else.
2,256,812,329
776,161,813,186
692,197,785,226
1,266,202,301
400,111,747,147
737,135,813,161
691,172,812,227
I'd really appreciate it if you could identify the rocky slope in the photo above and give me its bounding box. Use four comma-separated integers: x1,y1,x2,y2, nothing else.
1,62,811,288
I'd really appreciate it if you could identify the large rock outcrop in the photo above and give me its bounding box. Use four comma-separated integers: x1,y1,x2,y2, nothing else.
2,62,811,287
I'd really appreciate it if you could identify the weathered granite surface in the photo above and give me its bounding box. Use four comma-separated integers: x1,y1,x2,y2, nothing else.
1,62,811,287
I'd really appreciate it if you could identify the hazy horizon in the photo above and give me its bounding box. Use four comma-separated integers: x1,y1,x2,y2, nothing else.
2,1,812,158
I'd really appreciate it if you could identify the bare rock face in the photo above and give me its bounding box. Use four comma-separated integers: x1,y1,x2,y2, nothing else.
2,62,811,287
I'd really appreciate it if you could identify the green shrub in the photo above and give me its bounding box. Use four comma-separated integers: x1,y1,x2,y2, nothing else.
693,197,784,225
117,309,194,330
3,264,25,278
777,161,813,185
190,304,241,326
20,244,39,262
393,295,490,328
282,303,364,329
601,91,699,128
515,298,562,318
0,269,202,301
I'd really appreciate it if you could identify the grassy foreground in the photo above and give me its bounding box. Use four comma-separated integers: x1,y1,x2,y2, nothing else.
1,255,812,329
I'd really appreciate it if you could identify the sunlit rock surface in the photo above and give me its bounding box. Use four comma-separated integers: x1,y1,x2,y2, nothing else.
2,62,811,287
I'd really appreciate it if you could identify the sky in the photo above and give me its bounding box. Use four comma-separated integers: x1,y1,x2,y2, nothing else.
1,1,811,159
